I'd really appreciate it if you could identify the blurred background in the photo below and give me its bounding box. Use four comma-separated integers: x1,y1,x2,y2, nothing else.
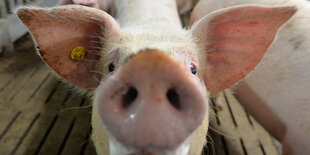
0,0,58,56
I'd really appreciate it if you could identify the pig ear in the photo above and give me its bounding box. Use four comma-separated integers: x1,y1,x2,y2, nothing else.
17,6,120,90
191,5,296,94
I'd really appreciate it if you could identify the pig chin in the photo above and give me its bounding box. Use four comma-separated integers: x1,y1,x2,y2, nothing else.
91,101,194,155
108,133,191,155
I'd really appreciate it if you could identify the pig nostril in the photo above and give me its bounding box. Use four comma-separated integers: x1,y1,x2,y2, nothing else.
122,87,138,108
166,88,181,110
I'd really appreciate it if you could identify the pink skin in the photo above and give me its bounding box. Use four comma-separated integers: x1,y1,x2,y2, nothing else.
17,2,295,154
98,50,207,150
191,5,297,94
17,6,120,89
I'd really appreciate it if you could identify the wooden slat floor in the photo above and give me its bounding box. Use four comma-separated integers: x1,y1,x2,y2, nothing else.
0,34,280,155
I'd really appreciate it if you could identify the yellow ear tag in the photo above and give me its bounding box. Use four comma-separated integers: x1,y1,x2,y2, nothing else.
70,46,86,61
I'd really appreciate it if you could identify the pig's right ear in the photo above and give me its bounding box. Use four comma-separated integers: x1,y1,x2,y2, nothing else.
17,6,120,90
191,5,296,94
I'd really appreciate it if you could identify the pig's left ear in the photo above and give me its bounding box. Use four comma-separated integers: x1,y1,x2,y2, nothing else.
191,5,296,94
17,6,120,90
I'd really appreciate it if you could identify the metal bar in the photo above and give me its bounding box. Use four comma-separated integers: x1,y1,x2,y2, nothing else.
24,0,31,4
0,0,8,18
17,0,24,6
8,0,16,12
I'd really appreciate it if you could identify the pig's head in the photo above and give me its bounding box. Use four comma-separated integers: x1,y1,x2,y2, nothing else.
17,5,295,155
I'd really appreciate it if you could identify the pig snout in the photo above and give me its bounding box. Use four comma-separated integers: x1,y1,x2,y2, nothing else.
96,50,207,150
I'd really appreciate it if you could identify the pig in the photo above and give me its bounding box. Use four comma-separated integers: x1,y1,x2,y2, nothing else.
57,0,113,12
190,0,310,154
16,0,296,154
57,0,198,14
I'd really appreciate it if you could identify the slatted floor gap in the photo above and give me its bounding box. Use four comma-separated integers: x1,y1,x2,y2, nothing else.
0,35,280,155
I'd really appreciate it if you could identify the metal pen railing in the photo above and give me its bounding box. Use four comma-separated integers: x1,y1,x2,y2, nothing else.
0,0,58,56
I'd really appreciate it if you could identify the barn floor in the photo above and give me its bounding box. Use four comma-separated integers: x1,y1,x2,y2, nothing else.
0,34,280,155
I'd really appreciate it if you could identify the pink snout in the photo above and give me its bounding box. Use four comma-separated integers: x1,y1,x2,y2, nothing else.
97,50,207,150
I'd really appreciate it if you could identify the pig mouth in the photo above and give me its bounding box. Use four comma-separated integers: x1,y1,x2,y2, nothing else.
108,134,191,155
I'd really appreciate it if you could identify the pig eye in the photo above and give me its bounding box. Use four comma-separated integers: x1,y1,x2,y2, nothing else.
190,64,197,75
108,63,115,72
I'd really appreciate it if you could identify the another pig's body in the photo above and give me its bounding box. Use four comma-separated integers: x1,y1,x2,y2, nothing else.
58,0,113,11
192,0,310,154
58,0,197,14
